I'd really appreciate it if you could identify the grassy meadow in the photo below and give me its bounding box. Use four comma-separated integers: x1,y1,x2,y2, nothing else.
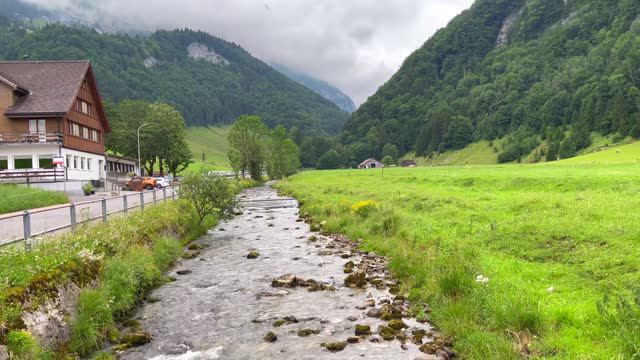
185,126,230,171
0,185,68,215
276,161,640,359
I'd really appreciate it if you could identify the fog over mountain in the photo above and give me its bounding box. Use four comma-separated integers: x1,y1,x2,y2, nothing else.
16,0,472,105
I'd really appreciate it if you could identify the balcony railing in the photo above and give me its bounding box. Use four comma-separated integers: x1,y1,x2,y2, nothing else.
0,132,63,145
0,168,67,183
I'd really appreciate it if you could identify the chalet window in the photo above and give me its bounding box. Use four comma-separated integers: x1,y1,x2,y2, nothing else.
82,126,89,139
81,157,86,170
66,155,73,169
70,123,80,137
77,100,91,115
87,158,92,171
29,119,46,133
90,129,99,142
74,156,79,169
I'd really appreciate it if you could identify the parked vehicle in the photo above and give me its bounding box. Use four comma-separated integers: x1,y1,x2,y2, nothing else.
154,177,171,189
127,177,157,191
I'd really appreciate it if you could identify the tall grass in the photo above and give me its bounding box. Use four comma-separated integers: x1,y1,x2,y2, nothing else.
276,164,640,359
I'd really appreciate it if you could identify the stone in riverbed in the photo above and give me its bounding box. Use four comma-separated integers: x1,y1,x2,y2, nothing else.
120,330,152,347
354,324,371,336
176,270,192,275
344,271,367,288
388,319,408,330
377,325,397,341
297,328,320,337
271,274,299,287
264,331,278,342
246,250,260,259
347,336,360,344
321,341,347,352
366,308,383,318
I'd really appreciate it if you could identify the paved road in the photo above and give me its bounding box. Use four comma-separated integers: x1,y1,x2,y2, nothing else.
0,187,177,246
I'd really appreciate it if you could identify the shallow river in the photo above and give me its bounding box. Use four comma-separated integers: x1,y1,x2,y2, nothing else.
121,186,441,360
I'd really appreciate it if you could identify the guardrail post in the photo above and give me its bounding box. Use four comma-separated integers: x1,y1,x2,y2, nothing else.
163,187,167,202
140,192,144,211
70,203,77,230
153,189,157,205
101,198,108,222
23,211,31,251
123,195,128,214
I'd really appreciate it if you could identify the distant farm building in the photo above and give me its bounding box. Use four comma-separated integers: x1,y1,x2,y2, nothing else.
358,158,382,169
400,160,417,167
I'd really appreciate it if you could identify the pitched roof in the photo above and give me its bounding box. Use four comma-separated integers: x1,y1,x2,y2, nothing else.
359,158,380,166
0,60,90,116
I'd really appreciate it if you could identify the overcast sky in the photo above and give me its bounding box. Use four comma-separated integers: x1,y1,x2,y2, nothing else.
21,0,473,105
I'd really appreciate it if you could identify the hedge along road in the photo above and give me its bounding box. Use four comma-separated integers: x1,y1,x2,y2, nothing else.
118,186,451,360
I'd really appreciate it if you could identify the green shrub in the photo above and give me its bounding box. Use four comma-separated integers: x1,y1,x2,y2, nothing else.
6,330,41,359
82,182,94,195
70,290,114,356
179,172,238,223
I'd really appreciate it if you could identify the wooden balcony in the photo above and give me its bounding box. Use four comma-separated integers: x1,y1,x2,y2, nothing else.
0,168,67,183
0,132,63,145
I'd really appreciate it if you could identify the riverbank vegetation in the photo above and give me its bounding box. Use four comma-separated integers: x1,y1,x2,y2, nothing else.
277,164,640,359
0,185,69,215
0,176,242,358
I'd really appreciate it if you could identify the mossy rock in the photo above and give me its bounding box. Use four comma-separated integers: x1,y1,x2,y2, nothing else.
310,224,321,232
182,252,198,259
388,319,407,331
264,331,278,342
377,326,397,341
187,243,203,251
321,341,347,352
419,342,438,354
120,330,152,347
308,235,318,242
297,328,320,337
354,324,371,336
344,271,367,288
246,251,260,259
273,319,287,327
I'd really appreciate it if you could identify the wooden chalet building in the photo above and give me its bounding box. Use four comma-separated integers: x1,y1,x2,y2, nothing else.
0,60,111,191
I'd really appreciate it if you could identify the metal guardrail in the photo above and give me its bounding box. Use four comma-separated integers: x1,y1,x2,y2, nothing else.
0,186,178,250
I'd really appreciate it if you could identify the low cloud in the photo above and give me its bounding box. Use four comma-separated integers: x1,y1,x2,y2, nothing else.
21,0,472,105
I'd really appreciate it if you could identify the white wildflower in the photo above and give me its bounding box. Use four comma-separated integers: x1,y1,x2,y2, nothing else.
475,275,489,285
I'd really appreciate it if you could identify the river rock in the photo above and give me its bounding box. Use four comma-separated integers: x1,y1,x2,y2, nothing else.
347,336,360,344
378,325,397,341
176,270,192,275
322,341,347,352
271,274,299,287
388,319,407,331
297,328,320,337
344,271,367,288
354,324,371,336
0,345,8,360
120,330,153,347
246,250,260,259
264,331,278,342
366,308,383,318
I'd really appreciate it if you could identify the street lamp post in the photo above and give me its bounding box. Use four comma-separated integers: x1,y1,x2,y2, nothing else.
137,123,153,176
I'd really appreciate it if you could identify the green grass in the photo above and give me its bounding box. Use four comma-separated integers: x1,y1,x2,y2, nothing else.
185,126,230,171
555,141,640,165
0,185,68,214
276,164,640,359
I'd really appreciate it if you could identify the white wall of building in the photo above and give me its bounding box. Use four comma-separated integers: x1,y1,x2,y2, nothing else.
0,145,105,182
61,148,105,181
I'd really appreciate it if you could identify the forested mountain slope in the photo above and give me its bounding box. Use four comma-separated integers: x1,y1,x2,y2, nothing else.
344,0,640,162
0,20,348,134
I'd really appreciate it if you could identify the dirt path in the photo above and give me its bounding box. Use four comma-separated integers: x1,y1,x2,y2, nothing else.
121,186,447,360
